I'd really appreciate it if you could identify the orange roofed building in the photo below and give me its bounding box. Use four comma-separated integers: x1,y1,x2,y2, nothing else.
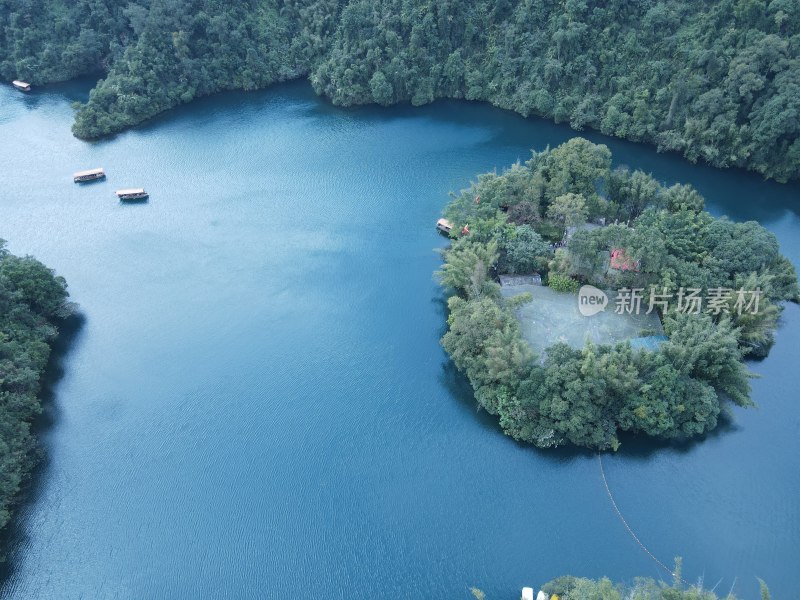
609,248,639,272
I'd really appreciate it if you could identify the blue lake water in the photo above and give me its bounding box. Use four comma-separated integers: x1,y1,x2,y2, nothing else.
0,79,798,599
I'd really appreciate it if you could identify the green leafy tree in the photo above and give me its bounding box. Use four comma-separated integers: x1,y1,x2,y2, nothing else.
547,273,580,293
436,239,499,299
441,296,532,414
662,184,705,213
532,139,612,214
369,71,394,105
729,272,781,358
662,313,752,407
547,193,589,229
500,225,550,274
607,168,661,221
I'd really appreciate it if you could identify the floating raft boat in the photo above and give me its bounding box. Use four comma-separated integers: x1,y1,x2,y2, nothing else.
116,188,149,201
12,80,31,92
436,218,453,234
74,168,106,183
522,588,534,600
521,588,551,600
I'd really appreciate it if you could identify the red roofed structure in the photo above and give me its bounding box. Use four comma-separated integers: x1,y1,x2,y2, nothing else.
610,248,639,272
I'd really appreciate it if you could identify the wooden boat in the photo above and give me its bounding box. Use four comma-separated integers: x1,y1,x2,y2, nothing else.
116,188,149,201
73,168,106,183
436,218,453,235
12,80,31,92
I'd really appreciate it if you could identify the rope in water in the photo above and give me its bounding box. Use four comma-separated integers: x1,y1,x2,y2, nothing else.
598,453,687,585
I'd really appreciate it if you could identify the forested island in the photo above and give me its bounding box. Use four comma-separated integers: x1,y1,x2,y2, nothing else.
1,0,799,181
437,138,798,451
473,566,772,599
0,242,73,548
540,574,769,600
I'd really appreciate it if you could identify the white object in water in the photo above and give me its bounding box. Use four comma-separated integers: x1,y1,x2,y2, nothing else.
521,588,534,600
537,592,549,600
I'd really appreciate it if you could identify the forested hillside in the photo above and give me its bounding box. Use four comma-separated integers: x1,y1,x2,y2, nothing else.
314,0,800,182
70,0,341,137
0,242,72,545
2,0,799,181
0,0,133,82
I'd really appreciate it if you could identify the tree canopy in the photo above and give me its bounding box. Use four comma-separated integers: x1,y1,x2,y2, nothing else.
0,241,73,547
2,0,799,180
541,570,762,600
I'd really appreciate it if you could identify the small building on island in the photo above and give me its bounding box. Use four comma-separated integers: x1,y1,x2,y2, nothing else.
565,222,601,242
609,248,639,272
12,80,31,92
499,274,542,287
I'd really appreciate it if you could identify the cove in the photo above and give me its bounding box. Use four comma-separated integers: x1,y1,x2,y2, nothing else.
0,79,798,600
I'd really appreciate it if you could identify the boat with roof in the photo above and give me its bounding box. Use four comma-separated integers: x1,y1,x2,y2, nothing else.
73,168,106,183
116,188,149,201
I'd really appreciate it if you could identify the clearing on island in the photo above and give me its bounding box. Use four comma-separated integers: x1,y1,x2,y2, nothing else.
500,282,666,356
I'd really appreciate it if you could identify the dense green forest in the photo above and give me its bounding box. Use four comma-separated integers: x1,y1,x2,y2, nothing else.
437,138,798,450
0,242,72,544
1,0,799,180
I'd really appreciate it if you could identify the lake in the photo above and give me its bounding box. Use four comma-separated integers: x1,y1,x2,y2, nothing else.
0,79,798,599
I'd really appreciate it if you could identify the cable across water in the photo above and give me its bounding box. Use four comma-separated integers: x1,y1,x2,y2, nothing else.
598,453,687,585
